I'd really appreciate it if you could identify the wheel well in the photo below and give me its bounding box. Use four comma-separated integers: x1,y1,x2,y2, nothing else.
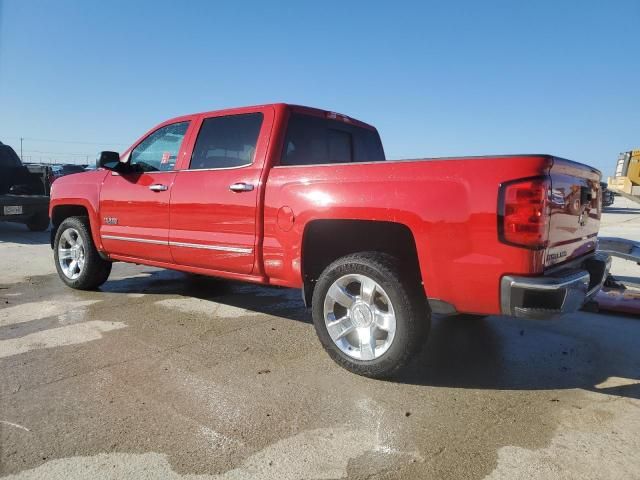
51,205,89,227
50,205,90,248
301,220,422,306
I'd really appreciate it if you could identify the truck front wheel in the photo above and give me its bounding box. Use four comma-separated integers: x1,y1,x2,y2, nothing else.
312,252,430,379
54,216,112,290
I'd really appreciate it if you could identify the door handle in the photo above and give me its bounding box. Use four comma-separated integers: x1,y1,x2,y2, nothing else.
149,184,168,192
229,182,254,192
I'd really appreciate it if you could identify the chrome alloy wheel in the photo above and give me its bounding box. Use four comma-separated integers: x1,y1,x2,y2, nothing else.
323,274,397,361
57,227,85,280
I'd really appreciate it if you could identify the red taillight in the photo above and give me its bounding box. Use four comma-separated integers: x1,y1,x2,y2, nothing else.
499,177,551,249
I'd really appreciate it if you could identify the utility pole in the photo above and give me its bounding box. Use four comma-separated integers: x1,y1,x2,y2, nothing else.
20,137,24,161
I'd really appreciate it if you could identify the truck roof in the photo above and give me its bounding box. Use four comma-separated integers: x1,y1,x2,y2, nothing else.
161,103,378,131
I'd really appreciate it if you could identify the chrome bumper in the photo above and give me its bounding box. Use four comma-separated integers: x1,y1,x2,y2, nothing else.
501,253,611,318
597,237,640,264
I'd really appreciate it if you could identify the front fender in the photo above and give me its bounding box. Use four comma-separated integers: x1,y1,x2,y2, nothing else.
49,170,108,252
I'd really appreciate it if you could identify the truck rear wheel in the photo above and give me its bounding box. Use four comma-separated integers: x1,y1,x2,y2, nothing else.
54,216,112,290
312,252,430,379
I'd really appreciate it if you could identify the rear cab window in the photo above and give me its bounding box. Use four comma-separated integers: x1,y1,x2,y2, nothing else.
280,113,385,166
189,113,264,170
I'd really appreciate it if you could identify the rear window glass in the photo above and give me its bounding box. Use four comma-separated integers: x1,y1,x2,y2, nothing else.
280,113,385,166
190,113,263,169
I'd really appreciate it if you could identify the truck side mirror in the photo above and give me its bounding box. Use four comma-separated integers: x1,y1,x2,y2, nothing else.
98,151,121,170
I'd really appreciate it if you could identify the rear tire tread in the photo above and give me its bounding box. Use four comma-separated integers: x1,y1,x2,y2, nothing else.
312,252,430,379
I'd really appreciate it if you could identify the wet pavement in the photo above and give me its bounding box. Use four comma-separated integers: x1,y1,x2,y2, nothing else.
1,198,639,479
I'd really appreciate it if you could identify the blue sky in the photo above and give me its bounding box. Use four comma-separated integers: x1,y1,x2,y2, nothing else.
0,0,638,175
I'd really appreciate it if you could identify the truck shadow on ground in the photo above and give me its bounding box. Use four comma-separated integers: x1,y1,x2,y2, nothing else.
399,313,640,401
101,268,312,324
0,222,50,245
101,268,640,401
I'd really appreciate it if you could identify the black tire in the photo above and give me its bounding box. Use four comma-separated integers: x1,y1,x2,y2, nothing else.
312,252,430,379
54,216,112,290
26,213,50,232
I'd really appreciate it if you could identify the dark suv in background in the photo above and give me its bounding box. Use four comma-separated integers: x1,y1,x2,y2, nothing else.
0,142,51,231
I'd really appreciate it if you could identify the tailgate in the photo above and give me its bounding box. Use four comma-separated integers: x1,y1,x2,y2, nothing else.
545,157,602,268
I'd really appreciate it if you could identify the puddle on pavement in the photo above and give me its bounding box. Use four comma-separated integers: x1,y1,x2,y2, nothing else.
1,426,422,480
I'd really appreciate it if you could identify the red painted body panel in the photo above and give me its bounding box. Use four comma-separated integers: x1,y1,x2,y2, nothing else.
49,169,109,250
263,156,554,314
49,103,602,316
168,106,275,274
99,171,176,263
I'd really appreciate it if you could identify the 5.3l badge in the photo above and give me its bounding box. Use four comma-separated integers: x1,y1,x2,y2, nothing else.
103,216,118,225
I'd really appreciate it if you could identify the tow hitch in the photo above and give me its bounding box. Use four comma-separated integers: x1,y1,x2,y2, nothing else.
593,237,640,315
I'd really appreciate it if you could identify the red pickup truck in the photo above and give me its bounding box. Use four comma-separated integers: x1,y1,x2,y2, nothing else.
49,103,610,378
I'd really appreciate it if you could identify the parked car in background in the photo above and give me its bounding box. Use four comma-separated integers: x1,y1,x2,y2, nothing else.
48,104,611,377
51,163,88,180
0,142,51,231
601,182,615,207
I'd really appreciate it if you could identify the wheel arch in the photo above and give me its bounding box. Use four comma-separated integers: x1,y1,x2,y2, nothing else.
300,219,423,306
50,202,102,252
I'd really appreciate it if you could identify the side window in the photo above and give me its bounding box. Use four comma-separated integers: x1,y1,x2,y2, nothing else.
129,122,189,172
190,113,263,169
280,113,385,166
353,128,386,162
281,114,329,166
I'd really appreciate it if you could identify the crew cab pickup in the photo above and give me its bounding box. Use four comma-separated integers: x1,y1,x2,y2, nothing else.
49,104,610,378
1,142,51,231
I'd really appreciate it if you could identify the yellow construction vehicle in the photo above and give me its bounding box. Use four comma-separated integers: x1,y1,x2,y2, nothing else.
608,149,640,203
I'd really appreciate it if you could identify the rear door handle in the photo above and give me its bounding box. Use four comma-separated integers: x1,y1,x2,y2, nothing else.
229,182,254,192
149,184,168,192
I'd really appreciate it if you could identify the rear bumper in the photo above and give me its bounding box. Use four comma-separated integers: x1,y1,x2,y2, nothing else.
598,237,640,264
501,252,611,318
0,195,49,225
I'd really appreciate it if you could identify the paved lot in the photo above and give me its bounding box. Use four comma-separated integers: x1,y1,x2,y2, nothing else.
1,197,639,479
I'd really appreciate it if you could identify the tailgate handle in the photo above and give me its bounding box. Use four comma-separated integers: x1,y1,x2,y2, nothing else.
580,186,592,204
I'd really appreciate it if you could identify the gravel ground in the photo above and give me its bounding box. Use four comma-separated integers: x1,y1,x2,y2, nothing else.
0,196,639,479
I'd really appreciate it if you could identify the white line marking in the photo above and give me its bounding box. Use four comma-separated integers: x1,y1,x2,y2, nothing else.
0,420,30,432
